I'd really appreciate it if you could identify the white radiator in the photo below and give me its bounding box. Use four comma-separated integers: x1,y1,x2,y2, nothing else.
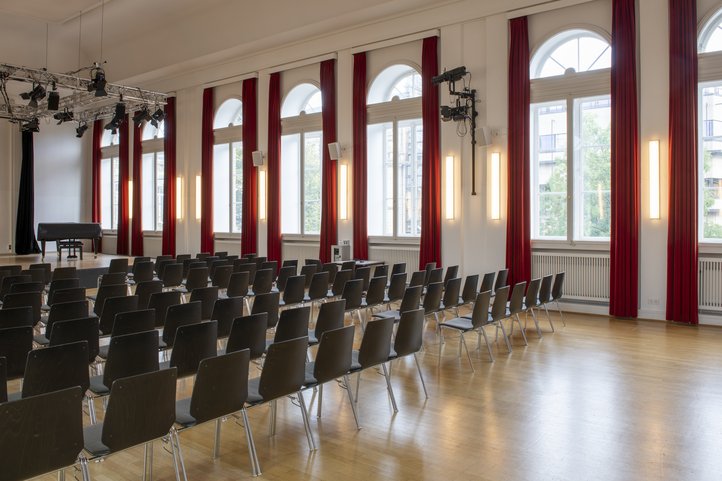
369,244,420,271
282,241,320,262
531,251,610,302
699,257,722,311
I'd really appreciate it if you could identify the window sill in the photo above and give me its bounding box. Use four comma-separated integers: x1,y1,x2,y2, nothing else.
102,230,117,236
699,242,722,255
214,233,241,241
142,231,162,238
532,240,610,252
368,236,421,246
282,234,320,242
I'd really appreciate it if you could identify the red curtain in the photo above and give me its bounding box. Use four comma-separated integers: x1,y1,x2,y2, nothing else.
666,0,698,325
267,72,282,263
506,17,531,287
91,120,103,251
352,52,368,260
319,59,338,263
609,0,639,318
162,97,177,257
131,116,143,256
116,115,130,256
201,88,215,255
242,78,258,256
419,36,442,270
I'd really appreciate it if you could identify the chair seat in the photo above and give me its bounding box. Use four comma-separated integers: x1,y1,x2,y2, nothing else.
159,339,167,349
388,347,398,359
87,295,97,302
41,304,50,312
83,423,111,457
175,397,197,427
440,317,474,331
246,377,263,404
98,345,109,359
88,375,110,396
159,360,170,370
33,334,49,345
174,287,189,294
303,362,317,386
6,391,21,402
307,330,318,345
350,350,361,371
372,310,400,322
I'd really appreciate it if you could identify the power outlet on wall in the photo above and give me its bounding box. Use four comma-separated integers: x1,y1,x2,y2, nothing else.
647,298,660,306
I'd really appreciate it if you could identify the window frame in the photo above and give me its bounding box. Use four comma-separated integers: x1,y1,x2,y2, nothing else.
100,132,120,234
141,122,165,233
213,98,244,237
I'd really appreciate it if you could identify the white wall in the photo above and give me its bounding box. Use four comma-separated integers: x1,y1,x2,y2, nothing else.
0,122,18,254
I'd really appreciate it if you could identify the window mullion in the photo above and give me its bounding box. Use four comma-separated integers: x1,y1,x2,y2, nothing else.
300,132,305,235
229,142,233,234
566,97,574,243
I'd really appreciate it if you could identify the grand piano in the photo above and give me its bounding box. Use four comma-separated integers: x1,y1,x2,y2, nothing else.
37,223,102,260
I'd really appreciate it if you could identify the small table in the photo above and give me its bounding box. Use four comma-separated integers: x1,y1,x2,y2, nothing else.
332,260,385,268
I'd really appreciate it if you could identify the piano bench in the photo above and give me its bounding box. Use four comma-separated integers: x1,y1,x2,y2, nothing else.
58,240,84,260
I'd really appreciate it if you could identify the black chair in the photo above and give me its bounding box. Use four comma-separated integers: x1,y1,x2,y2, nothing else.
350,317,398,416
494,268,509,291
341,278,364,325
305,258,322,269
0,357,6,403
488,285,512,353
148,290,182,328
81,369,185,481
211,265,233,290
408,270,426,288
49,317,100,364
321,262,338,285
427,268,443,285
0,386,88,481
176,254,192,264
90,330,161,397
504,281,528,347
260,260,278,279
91,284,128,317
282,259,299,269
209,259,228,278
161,263,184,290
327,269,353,299
162,321,218,378
390,262,406,277
299,264,317,289
304,271,330,312
155,257,174,279
175,350,259,476
0,274,32,299
251,268,273,295
0,306,33,328
128,261,154,285
234,261,257,285
422,282,445,329
36,300,89,345
50,266,77,282
21,269,46,284
423,262,437,286
281,275,306,307
45,278,81,307
390,308,428,397
550,272,566,328
98,295,139,335
538,274,554,328
361,276,387,322
135,279,163,309
385,272,408,307
270,306,310,348
275,265,296,292
440,277,462,315
2,291,42,327
196,252,210,259
226,313,268,361
372,264,388,282
303,325,358,428
9,281,44,294
0,264,22,275
246,337,316,452
98,309,157,359
226,271,250,298
0,326,33,379
162,301,202,348
189,286,219,320
181,267,209,295
522,277,543,338
373,285,423,323
458,274,480,311
50,287,87,308
443,265,459,286
251,291,280,329
309,299,345,346
439,290,494,367
354,266,371,292
96,271,127,289
341,260,356,272
210,296,244,338
107,258,129,275
29,262,52,284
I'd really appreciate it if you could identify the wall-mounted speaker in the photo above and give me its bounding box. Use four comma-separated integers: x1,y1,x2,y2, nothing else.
328,142,341,161
252,150,264,166
476,126,492,147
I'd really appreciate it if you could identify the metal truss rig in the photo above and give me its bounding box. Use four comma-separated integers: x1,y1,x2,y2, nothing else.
0,62,167,124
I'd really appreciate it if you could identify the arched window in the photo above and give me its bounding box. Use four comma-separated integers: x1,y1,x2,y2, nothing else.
281,83,323,235
530,29,611,79
100,124,120,230
700,10,722,53
214,98,244,234
101,129,118,147
530,29,611,241
366,64,423,238
141,121,165,231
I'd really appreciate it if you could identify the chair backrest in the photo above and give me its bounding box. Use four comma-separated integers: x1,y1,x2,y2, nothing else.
394,308,425,357
98,295,139,335
470,291,493,329
47,278,80,304
93,283,128,317
131,261,155,284
260,261,278,279
372,264,389,282
169,321,218,378
155,258,174,279
0,386,84,481
313,325,354,384
161,263,183,288
148,290,182,327
331,269,353,296
234,261,257,284
307,271,330,301
508,281,527,316
46,300,89,339
252,268,273,294
29,263,52,284
282,259,299,269
212,265,233,289
428,268,443,285
251,291,280,329
226,313,268,360
209,260,227,277
133,256,151,264
0,306,33,328
341,260,356,273
104,330,160,389
216,251,229,258
0,357,6,402
211,296,244,338
99,272,127,287
51,266,77,282
390,262,406,277
176,254,191,263
365,276,387,306
196,252,210,259
185,267,209,292
50,287,86,306
0,275,32,298
102,368,177,453
0,265,22,275
190,350,250,424
135,280,163,309
226,271,250,298
21,269,47,284
490,285,510,322
22,340,90,398
423,282,444,313
539,274,553,304
409,270,426,288
0,326,33,379
321,262,338,285
494,268,509,291
385,273,407,303
399,285,423,313
2,291,41,326
299,264,317,288
525,278,542,309
314,299,345,341
275,265,296,292
49,317,100,363
442,277,462,309
341,278,364,309
274,306,311,343
163,301,202,346
189,286,219,320
108,258,129,274
461,274,480,303
552,272,565,301
305,258,322,268
258,337,308,401
111,309,156,337
282,275,306,305
358,317,394,368
423,262,437,286
354,266,371,291
10,281,44,294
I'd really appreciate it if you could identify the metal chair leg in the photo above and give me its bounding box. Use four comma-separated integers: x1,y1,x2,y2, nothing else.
316,384,324,419
460,333,474,372
437,327,444,367
556,300,565,327
530,308,543,338
498,320,513,353
297,391,317,451
78,455,91,481
355,372,361,404
515,314,528,345
142,442,153,481
413,353,429,398
58,469,65,481
213,418,222,459
343,375,361,429
479,326,494,362
269,400,277,436
86,397,97,424
171,428,188,481
241,408,262,476
380,363,398,413
169,430,181,481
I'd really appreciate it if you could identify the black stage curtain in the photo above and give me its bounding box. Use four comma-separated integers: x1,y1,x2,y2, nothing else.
15,130,40,254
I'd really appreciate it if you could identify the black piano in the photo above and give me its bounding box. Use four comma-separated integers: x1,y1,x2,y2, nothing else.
37,223,102,260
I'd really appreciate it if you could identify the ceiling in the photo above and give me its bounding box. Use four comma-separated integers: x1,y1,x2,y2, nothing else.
0,0,102,23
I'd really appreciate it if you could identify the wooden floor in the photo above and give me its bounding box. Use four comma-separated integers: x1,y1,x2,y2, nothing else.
14,307,722,481
0,252,135,270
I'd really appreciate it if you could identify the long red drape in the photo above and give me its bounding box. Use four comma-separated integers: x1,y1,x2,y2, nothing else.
162,97,177,257
267,72,282,263
116,115,130,256
200,88,215,255
242,78,258,256
131,116,143,256
506,17,531,287
666,0,698,324
352,52,368,260
610,0,640,318
419,36,442,270
319,59,338,263
91,120,103,252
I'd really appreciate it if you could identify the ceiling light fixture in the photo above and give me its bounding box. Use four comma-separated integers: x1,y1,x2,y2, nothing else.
53,108,74,125
75,122,88,138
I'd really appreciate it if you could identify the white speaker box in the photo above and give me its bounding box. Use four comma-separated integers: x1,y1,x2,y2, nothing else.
252,150,264,166
328,142,341,160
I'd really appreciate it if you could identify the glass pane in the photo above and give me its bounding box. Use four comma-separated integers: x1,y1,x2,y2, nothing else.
397,119,423,237
214,99,243,129
576,96,611,239
531,101,568,239
142,153,155,231
701,84,722,240
101,158,112,230
155,153,165,231
213,144,230,233
111,158,119,230
231,142,243,233
281,134,301,233
533,31,611,79
304,131,322,235
367,122,394,236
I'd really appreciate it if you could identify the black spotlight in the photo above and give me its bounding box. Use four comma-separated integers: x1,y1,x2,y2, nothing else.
440,105,467,122
432,66,468,86
21,118,40,133
88,68,107,97
132,107,152,126
150,107,165,128
20,84,46,108
47,82,60,110
105,102,126,131
53,109,74,125
76,122,89,138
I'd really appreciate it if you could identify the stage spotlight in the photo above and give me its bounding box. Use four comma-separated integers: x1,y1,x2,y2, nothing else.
88,67,107,97
132,107,152,126
53,109,74,124
21,118,40,133
47,87,60,111
105,101,126,131
20,83,46,108
432,66,467,85
440,105,467,122
75,122,89,138
150,107,165,128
